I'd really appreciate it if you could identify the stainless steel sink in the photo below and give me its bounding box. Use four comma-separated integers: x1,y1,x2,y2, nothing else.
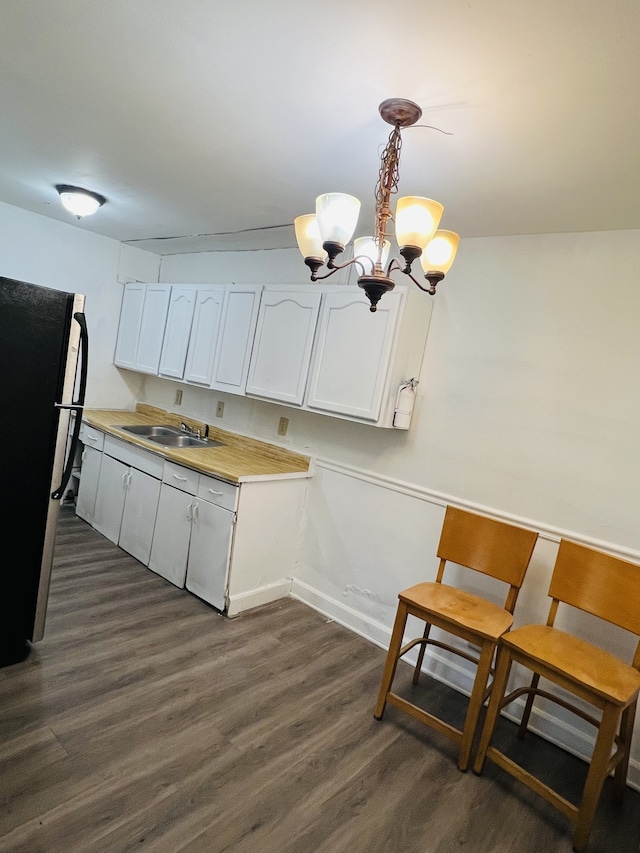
146,434,223,449
117,424,182,437
115,423,223,449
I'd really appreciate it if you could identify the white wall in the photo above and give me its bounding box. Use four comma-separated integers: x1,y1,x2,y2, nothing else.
0,201,158,408
157,233,640,788
159,232,640,547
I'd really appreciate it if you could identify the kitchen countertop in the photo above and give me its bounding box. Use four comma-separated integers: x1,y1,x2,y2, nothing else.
81,404,312,484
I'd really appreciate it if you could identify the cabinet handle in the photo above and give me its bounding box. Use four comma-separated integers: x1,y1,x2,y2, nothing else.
86,435,98,444
192,502,199,524
81,450,86,462
172,474,188,483
186,502,193,521
121,471,128,490
207,489,223,497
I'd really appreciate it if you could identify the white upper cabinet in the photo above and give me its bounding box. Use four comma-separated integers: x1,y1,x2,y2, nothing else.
113,283,145,369
183,286,224,386
114,282,171,374
245,283,432,428
112,281,432,429
211,286,262,395
158,287,197,379
246,288,322,405
305,288,402,421
133,284,172,374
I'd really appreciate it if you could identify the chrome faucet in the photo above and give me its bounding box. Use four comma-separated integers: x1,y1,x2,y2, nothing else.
180,422,201,439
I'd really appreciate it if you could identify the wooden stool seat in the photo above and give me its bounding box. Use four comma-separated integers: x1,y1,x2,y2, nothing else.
374,506,538,772
502,624,640,705
400,583,515,640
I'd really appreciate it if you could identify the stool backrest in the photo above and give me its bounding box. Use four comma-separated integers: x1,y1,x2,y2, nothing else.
436,506,538,613
548,539,640,668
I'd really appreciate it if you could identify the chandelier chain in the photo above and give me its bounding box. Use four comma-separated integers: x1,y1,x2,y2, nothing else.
374,125,403,246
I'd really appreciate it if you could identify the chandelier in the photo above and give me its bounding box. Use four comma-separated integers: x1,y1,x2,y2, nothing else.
294,98,459,312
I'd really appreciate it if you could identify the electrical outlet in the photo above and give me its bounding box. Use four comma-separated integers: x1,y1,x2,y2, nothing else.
216,401,224,418
174,390,183,405
278,416,289,436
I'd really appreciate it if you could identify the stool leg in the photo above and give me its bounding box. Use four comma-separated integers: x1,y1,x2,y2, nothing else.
412,622,433,685
517,673,540,740
573,703,622,853
473,643,513,775
613,698,636,803
458,637,494,772
374,601,409,720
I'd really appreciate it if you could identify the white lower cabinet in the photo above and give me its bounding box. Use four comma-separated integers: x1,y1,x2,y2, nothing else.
75,423,105,525
148,462,236,611
185,498,234,610
75,446,102,524
76,422,310,616
91,436,163,565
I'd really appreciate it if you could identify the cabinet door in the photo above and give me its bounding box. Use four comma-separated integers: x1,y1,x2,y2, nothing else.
118,468,162,565
148,484,192,587
186,499,235,611
211,286,261,395
158,286,197,379
246,289,321,405
75,445,102,524
114,283,145,369
183,287,224,385
305,289,402,420
134,284,171,374
92,454,128,544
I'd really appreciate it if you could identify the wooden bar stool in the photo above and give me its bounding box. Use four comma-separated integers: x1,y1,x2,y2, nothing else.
374,505,538,771
473,539,640,852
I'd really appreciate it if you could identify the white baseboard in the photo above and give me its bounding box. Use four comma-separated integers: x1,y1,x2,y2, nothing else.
227,577,293,617
290,578,640,793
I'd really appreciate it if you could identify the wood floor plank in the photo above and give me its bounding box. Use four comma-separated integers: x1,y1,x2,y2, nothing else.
0,507,638,853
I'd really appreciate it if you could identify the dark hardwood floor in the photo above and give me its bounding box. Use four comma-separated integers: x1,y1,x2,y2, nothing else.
1,507,638,852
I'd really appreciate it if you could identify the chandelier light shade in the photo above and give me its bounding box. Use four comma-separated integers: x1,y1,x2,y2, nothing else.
294,98,460,311
394,196,443,252
420,230,460,276
56,184,106,218
315,193,361,249
294,214,327,264
353,236,390,270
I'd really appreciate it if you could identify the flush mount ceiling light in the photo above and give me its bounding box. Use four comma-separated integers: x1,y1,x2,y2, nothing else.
294,98,460,312
56,184,106,218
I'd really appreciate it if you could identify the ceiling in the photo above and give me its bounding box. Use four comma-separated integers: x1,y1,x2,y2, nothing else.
1,0,639,255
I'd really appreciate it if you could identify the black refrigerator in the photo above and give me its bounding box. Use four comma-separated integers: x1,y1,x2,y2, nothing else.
0,275,88,666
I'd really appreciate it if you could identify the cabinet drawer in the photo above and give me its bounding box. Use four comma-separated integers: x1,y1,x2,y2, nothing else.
197,474,238,511
163,461,199,494
79,422,105,451
103,434,164,478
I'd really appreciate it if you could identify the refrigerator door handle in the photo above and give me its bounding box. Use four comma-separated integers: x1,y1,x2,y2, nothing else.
51,312,89,500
